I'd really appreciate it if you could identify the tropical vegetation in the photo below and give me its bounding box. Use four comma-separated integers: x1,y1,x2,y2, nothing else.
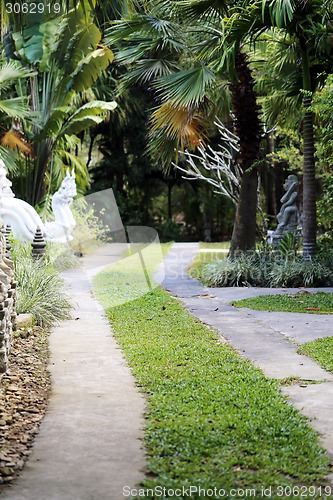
1,0,333,493
104,0,333,260
1,0,116,210
1,0,333,260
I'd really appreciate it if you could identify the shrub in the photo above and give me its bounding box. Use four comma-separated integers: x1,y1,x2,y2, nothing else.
71,204,110,255
10,241,72,327
268,259,333,288
194,250,333,288
45,242,80,271
14,257,72,327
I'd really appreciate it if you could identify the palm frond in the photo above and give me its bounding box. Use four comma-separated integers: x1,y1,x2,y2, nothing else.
53,150,90,190
268,0,295,27
0,97,30,118
150,101,207,148
171,0,229,22
0,145,19,172
107,14,184,48
154,65,215,107
0,61,35,92
70,48,115,92
1,129,32,154
58,101,117,136
118,58,179,91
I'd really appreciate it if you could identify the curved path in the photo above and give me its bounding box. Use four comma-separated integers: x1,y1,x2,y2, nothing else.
2,241,333,498
157,243,333,484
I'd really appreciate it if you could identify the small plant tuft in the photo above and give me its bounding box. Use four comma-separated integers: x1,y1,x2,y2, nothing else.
11,241,72,328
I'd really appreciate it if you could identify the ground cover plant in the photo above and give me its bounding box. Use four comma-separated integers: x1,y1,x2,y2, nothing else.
298,338,333,374
190,250,333,288
231,292,333,314
190,243,228,279
93,247,331,497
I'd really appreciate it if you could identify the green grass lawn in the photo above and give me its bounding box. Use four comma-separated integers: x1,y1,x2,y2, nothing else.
230,292,333,314
93,248,332,498
298,337,333,373
199,241,231,250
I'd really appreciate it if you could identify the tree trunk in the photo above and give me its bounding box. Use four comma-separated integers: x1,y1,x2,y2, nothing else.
229,50,261,257
302,96,317,259
32,139,52,206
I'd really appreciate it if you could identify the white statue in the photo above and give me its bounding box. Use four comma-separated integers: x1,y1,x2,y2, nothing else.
44,169,77,243
0,160,45,241
0,161,77,243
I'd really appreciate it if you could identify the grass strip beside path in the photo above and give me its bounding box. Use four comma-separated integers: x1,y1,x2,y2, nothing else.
231,292,333,315
93,252,331,497
299,337,333,373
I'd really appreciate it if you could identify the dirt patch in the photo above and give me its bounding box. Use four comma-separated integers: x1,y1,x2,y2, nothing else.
0,325,50,491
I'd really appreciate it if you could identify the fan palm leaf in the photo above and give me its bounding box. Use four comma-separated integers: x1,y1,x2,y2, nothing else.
154,65,216,108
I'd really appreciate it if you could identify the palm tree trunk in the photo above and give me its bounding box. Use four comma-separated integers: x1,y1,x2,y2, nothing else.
302,96,317,259
229,50,261,257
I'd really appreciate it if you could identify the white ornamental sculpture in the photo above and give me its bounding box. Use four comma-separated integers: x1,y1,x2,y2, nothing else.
0,160,45,241
0,160,77,243
44,169,77,243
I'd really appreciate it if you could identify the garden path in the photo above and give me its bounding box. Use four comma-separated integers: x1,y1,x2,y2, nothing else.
1,244,146,500
157,242,333,482
2,241,333,498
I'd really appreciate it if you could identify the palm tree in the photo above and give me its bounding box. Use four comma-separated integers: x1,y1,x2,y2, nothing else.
224,0,333,258
107,0,263,254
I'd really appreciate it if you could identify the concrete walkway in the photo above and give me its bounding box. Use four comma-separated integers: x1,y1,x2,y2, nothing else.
2,241,333,497
1,244,146,500
157,243,333,478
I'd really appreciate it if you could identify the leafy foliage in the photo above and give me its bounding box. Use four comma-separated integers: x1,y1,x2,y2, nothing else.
191,250,333,288
3,2,116,206
12,248,72,327
0,61,34,168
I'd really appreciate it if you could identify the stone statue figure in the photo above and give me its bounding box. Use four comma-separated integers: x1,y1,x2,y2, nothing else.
272,174,298,244
0,161,77,243
0,160,45,241
44,169,77,243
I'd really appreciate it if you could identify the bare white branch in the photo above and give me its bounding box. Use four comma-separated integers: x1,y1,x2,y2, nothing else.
172,118,242,205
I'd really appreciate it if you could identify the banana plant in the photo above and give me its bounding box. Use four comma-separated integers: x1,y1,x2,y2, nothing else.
5,1,116,205
0,60,35,171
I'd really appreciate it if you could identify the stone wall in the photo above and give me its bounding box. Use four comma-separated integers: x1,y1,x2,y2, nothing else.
0,232,17,375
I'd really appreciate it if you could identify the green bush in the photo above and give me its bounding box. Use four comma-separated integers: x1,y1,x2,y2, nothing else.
10,241,72,327
192,251,333,288
197,253,269,287
15,257,72,327
268,259,333,288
